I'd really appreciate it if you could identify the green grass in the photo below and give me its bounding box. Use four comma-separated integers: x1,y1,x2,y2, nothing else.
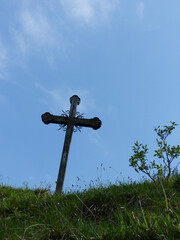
0,175,180,240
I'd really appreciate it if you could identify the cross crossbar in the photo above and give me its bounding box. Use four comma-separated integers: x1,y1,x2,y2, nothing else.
41,95,102,193
42,112,101,130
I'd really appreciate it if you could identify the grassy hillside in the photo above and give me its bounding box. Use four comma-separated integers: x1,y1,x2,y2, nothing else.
0,176,180,240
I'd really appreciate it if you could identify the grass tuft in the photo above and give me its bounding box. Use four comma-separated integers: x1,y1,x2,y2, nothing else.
0,175,180,239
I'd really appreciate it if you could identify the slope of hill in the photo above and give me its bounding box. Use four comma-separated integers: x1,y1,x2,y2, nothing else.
0,175,180,240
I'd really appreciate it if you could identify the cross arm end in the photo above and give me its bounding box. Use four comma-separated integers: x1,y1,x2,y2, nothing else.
41,112,52,124
91,117,102,130
74,117,102,130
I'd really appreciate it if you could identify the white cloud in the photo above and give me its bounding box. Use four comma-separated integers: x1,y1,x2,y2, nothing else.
60,0,118,25
8,0,119,72
61,0,93,23
21,9,54,46
0,40,7,79
14,4,61,55
9,0,119,70
35,83,95,114
136,1,144,20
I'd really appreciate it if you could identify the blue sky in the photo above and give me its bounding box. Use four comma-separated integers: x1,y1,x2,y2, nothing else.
0,0,180,192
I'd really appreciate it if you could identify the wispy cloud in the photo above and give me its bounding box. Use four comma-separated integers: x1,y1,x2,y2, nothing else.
15,6,59,53
8,0,119,72
9,2,65,71
12,0,119,56
0,40,7,79
22,10,55,45
136,1,144,20
6,0,119,74
35,82,95,114
60,0,118,25
12,1,61,56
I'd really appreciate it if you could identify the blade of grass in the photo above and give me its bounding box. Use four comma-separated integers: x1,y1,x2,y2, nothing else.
139,199,149,230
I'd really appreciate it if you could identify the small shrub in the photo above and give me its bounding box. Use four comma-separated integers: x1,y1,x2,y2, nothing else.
129,121,180,182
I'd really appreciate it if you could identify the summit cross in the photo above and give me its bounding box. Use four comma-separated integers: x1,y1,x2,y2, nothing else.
41,95,102,193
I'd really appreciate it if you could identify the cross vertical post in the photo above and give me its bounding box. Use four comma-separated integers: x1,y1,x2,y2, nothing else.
56,95,80,193
41,95,102,194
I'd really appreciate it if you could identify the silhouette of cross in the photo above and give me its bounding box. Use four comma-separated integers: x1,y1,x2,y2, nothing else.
41,95,102,193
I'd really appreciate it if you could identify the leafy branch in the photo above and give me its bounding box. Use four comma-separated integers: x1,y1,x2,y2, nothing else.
129,121,180,182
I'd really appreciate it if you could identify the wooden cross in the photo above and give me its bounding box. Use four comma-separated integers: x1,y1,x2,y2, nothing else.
41,95,102,193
